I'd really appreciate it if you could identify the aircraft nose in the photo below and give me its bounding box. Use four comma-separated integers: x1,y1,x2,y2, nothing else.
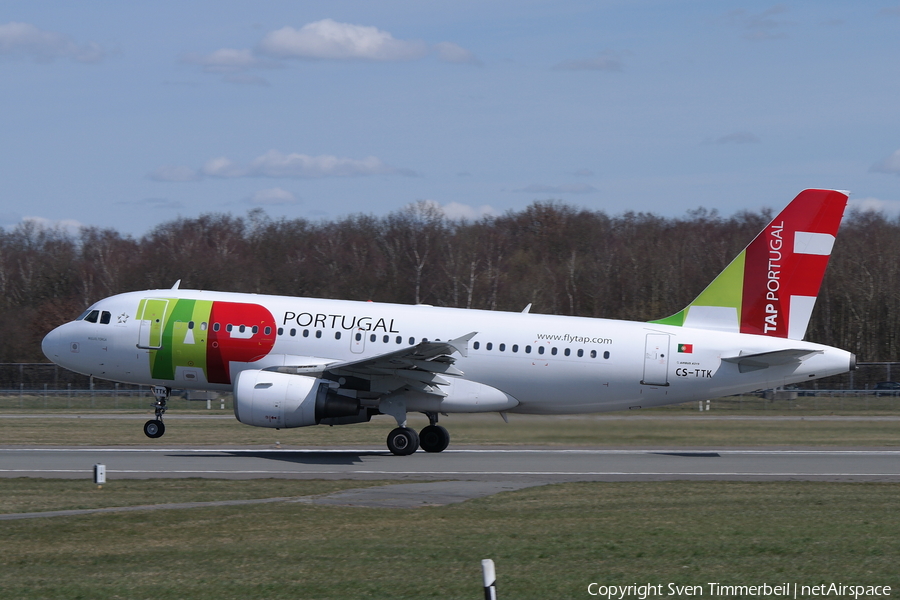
42,327,61,361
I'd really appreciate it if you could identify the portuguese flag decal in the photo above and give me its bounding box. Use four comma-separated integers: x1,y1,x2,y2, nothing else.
678,344,693,353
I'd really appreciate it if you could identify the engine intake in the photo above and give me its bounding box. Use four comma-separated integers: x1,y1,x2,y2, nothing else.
233,370,360,428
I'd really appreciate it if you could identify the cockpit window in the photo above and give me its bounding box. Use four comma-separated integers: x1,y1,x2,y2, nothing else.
83,310,100,323
100,311,111,324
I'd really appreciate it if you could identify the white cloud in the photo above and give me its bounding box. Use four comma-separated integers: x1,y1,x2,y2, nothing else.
148,165,202,182
870,149,900,175
181,48,263,73
247,188,300,206
22,216,84,233
257,19,428,61
703,131,761,145
201,156,248,178
411,200,496,221
116,198,185,210
222,73,270,86
0,21,106,63
724,6,792,41
848,197,900,215
553,51,623,72
514,183,598,194
246,150,402,178
153,150,411,182
434,41,481,65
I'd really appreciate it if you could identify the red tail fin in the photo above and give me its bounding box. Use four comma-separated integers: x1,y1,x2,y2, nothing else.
652,189,849,340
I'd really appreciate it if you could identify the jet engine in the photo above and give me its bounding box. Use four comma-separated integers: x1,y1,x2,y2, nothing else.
233,369,362,428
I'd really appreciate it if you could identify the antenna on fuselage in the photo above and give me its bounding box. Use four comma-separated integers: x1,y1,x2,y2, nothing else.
171,280,181,289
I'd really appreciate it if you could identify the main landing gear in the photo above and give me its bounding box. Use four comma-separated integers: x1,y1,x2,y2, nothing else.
385,412,450,456
143,385,170,439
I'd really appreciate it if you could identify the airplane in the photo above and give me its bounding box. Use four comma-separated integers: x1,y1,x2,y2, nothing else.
41,189,854,455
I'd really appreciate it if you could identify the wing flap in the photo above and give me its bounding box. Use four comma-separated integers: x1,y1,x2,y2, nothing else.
269,332,476,397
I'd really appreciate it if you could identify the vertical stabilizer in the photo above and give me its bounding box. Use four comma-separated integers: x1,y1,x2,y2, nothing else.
652,189,848,340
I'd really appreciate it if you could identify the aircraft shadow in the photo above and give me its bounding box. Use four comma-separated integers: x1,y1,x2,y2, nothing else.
652,452,721,458
166,451,384,466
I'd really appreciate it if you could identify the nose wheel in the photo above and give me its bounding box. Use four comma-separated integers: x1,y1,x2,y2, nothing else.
144,386,170,439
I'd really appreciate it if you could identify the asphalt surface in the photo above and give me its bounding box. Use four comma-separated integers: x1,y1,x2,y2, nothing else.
3,446,900,482
4,445,900,519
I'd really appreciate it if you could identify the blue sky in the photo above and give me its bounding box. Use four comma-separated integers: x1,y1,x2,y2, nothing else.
2,1,899,235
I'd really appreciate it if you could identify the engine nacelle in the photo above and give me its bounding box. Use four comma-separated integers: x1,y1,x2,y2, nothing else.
233,370,361,428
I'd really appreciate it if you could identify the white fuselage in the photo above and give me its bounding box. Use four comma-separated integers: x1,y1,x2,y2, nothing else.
42,289,853,415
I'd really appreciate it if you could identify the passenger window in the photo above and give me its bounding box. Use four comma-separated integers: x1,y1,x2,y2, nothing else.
335,332,341,340
200,322,208,331
278,327,284,336
551,347,558,356
370,334,376,342
486,342,493,351
264,326,271,335
538,346,545,355
604,351,610,359
187,321,194,329
213,323,221,332
564,348,570,356
396,336,402,344
226,324,233,332
239,325,246,333
84,310,100,323
577,349,584,357
252,326,259,334
473,341,480,350
408,337,415,345
290,328,296,336
512,344,518,353
591,350,597,358
499,343,506,351
525,345,532,353
383,335,389,343
100,311,111,325
303,330,309,337
316,330,322,338
355,332,362,341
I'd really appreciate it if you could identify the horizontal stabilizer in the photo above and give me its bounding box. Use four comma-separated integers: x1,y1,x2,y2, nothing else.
722,349,823,373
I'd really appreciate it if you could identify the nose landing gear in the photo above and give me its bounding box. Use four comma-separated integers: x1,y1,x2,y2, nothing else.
143,386,170,439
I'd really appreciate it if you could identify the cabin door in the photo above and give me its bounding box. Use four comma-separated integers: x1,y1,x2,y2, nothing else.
641,333,670,386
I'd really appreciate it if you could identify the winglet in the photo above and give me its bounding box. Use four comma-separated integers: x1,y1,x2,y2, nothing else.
651,189,849,340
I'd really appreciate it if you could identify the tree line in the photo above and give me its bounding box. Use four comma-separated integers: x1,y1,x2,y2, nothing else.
1,202,898,363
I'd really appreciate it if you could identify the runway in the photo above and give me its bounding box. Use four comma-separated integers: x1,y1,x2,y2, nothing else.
3,446,900,482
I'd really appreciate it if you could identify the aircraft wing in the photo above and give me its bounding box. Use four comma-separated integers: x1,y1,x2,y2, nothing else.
267,332,477,397
721,349,823,373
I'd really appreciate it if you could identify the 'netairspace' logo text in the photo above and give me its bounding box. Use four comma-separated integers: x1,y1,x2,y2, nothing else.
586,582,891,599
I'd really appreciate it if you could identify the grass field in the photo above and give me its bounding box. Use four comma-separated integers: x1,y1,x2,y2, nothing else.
1,479,898,599
2,404,899,599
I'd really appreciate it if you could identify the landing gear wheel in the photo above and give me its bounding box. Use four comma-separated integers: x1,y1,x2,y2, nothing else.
143,419,165,439
419,425,450,453
386,427,420,456
146,385,170,439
